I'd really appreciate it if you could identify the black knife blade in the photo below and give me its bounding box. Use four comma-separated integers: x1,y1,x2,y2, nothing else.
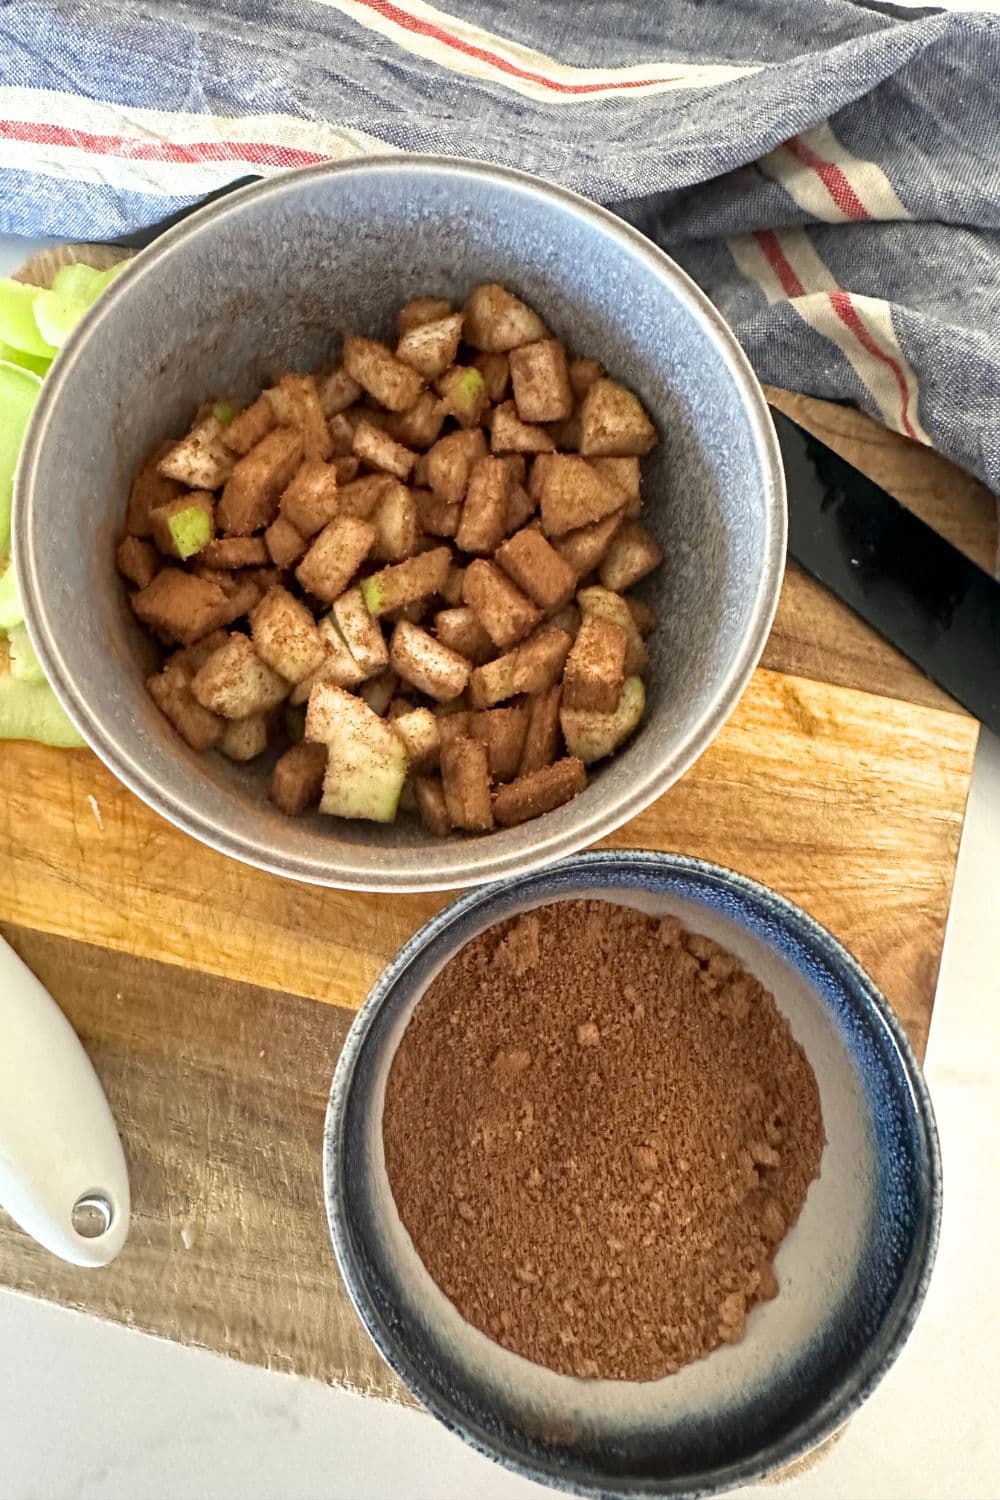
773,408,1000,734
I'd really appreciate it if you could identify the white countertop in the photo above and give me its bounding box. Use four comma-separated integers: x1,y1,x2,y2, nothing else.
2,230,999,1499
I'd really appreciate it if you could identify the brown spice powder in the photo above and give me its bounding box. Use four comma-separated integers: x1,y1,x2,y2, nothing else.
382,899,825,1382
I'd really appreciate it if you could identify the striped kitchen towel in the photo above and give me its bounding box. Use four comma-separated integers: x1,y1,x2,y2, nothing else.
2,0,998,493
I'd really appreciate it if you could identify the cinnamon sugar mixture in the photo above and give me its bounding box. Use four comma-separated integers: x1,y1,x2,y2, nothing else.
383,899,824,1381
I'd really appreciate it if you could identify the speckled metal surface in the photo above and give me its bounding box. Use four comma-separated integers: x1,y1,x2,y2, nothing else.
15,159,785,892
325,852,940,1499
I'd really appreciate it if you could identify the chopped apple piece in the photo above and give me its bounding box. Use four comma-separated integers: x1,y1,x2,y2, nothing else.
492,757,586,827
519,685,562,774
126,443,182,537
551,510,624,575
218,428,304,535
317,367,362,418
627,596,659,637
197,536,267,570
279,460,339,536
560,675,646,764
219,714,268,762
490,400,554,455
332,586,389,677
539,455,624,536
509,339,573,423
264,373,332,461
577,585,649,675
425,428,488,503
361,547,451,617
511,624,572,695
191,633,289,719
472,352,510,402
463,284,547,352
398,296,453,334
469,706,527,783
342,333,423,412
414,488,461,538
157,414,235,490
568,357,603,399
589,456,641,517
371,480,419,562
150,492,214,560
146,659,223,751
441,737,493,831
305,683,408,823
599,520,664,592
455,457,510,555
467,652,517,710
117,536,159,589
433,607,495,666
352,419,416,481
132,569,229,645
383,392,446,451
462,560,541,649
223,395,276,456
390,619,471,703
289,617,365,703
392,706,441,771
495,526,576,611
414,775,452,836
337,473,392,519
270,741,327,815
396,313,463,380
251,586,329,684
436,365,489,428
296,515,376,603
579,378,657,457
264,514,307,568
563,613,628,712
502,480,536,538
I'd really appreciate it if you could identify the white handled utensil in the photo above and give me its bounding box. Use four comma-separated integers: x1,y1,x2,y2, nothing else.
0,935,129,1266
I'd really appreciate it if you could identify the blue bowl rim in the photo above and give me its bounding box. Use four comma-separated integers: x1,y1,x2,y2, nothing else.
324,850,942,1499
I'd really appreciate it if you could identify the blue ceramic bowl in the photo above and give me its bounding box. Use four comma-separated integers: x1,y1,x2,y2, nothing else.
325,852,940,1498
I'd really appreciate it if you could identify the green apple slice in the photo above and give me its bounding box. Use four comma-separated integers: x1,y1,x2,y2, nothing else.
0,672,84,747
0,280,56,359
0,342,52,377
7,623,44,683
31,261,126,349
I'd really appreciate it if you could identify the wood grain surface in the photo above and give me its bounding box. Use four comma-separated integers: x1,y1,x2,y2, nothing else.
0,667,975,1054
0,925,404,1401
1,245,994,1405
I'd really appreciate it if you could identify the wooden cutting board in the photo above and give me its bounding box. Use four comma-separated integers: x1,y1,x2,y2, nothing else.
0,247,994,1407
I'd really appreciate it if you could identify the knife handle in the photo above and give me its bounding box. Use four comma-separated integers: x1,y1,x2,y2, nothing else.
0,936,129,1267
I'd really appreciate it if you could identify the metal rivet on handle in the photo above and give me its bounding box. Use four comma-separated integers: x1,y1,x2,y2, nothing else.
71,1194,113,1239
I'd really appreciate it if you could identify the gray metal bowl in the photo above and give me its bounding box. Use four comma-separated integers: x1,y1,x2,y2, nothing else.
14,159,785,893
